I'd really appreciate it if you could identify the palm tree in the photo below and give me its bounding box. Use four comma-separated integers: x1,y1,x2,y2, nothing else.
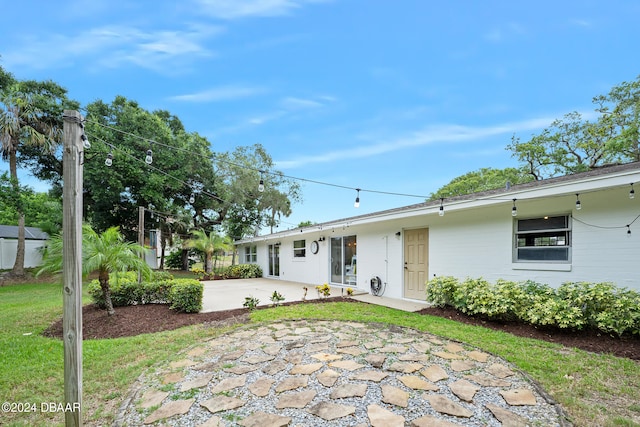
0,79,71,277
187,229,232,275
38,225,151,316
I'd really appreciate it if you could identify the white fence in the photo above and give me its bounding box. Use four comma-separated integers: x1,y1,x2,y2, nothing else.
0,238,47,269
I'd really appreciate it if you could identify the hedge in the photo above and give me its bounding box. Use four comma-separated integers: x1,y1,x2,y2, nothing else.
426,276,640,337
222,264,263,279
88,271,203,313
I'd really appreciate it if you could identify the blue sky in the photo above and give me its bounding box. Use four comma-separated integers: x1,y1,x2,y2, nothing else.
2,0,640,231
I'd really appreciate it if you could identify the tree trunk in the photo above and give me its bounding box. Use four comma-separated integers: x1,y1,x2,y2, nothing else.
99,270,116,316
9,148,25,276
181,248,189,271
205,253,213,274
159,232,167,270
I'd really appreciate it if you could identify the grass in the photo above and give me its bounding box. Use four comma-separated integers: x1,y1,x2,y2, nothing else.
1,281,639,426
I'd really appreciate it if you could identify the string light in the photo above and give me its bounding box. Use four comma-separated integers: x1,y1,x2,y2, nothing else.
83,119,640,235
145,144,153,165
189,193,195,204
105,145,114,167
81,134,91,150
354,188,361,208
258,171,265,193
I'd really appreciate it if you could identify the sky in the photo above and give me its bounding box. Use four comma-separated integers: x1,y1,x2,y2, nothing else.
2,0,640,232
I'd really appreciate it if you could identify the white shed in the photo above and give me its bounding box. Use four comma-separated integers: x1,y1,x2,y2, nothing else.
236,162,640,299
0,225,49,269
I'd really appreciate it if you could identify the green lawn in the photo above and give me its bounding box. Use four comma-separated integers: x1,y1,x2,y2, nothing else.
1,281,639,426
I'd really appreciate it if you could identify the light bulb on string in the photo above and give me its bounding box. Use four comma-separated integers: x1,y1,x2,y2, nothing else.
575,193,581,210
511,199,518,217
630,183,635,199
105,146,114,167
354,188,361,208
189,193,195,204
145,147,153,165
439,198,444,217
81,134,91,149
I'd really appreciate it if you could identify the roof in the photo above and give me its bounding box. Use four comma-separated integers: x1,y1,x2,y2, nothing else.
0,225,49,240
237,161,640,243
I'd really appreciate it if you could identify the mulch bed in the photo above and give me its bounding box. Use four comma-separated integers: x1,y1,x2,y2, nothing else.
43,299,640,361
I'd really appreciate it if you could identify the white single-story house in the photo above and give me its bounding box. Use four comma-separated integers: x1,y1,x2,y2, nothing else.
235,162,640,299
0,225,49,269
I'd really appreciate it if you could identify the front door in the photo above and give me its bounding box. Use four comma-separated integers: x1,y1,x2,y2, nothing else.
404,228,428,300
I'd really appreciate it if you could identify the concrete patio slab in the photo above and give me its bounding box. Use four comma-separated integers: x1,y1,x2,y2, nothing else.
200,278,430,313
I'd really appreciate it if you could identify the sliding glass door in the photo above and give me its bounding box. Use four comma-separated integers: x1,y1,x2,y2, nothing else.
268,244,280,277
330,235,356,285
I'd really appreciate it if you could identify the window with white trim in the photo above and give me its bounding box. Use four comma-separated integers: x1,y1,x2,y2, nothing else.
514,215,571,262
244,245,257,263
293,239,306,258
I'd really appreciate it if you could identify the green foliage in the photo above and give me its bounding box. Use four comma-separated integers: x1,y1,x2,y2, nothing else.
88,273,202,313
425,276,459,307
425,276,640,336
270,290,285,306
315,283,331,298
222,264,263,279
243,296,260,310
165,250,194,270
429,167,534,200
508,75,640,179
169,279,203,313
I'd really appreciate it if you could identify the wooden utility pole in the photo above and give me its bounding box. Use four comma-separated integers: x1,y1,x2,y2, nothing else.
62,110,83,426
138,206,145,283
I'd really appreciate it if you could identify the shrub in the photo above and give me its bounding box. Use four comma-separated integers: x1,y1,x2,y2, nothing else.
594,289,640,336
223,264,263,279
425,276,459,307
316,283,331,298
243,296,260,310
169,279,203,313
424,276,640,336
165,250,195,270
89,273,203,313
270,290,285,306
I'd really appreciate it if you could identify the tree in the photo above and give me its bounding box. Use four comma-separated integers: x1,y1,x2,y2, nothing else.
430,167,534,200
0,78,77,276
217,144,302,239
0,172,62,234
38,225,151,316
508,75,640,179
186,229,231,275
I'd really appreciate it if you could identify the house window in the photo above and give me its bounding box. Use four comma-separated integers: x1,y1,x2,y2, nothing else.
293,239,306,258
515,215,571,262
244,246,257,263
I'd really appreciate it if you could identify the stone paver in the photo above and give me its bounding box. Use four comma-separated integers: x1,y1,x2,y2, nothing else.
368,404,405,427
118,319,565,427
143,398,194,424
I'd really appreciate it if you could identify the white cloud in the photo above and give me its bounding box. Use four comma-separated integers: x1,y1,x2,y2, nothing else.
275,116,555,169
280,96,324,110
569,18,592,28
2,24,221,73
169,85,267,102
194,0,330,19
